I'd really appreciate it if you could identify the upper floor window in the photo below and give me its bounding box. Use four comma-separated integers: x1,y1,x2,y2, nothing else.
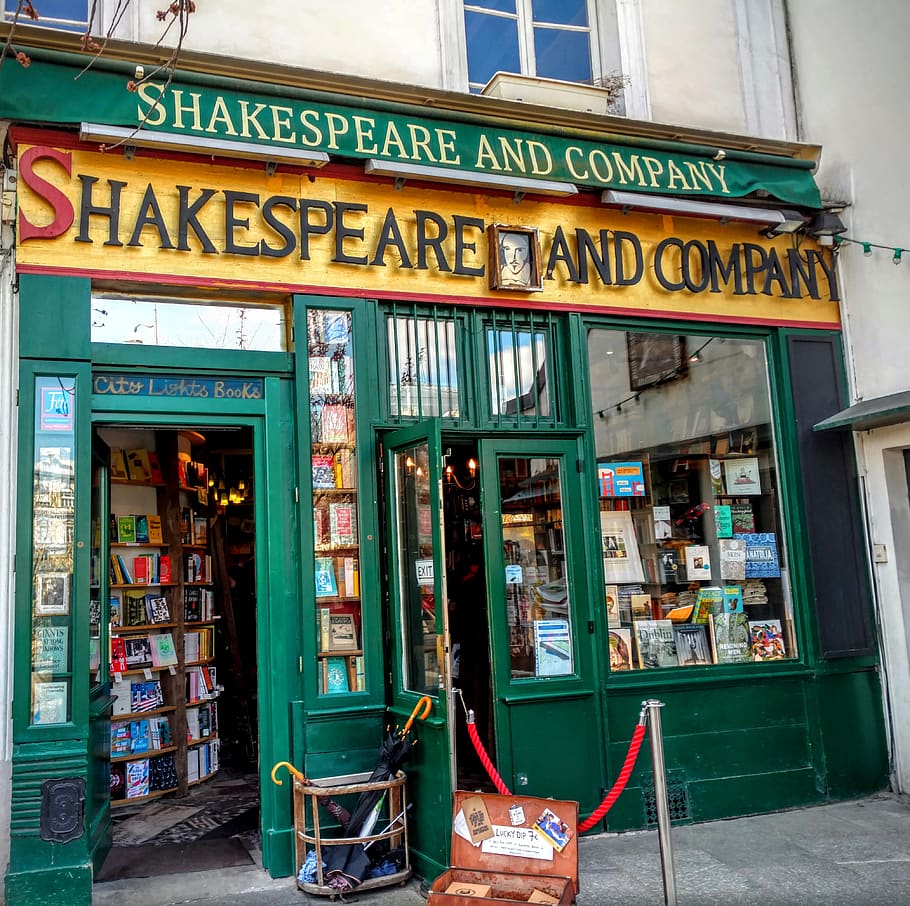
4,0,89,33
464,0,595,92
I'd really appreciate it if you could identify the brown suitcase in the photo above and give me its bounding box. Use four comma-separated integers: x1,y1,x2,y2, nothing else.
427,791,579,905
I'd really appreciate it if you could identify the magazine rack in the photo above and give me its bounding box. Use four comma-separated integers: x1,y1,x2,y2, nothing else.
289,768,411,898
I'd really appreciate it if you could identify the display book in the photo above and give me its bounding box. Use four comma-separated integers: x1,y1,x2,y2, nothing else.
603,451,788,670
107,436,220,805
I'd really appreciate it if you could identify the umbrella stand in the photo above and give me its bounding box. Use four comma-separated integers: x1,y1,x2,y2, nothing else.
289,769,412,897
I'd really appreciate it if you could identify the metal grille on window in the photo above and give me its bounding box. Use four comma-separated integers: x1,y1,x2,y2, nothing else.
387,305,460,421
487,310,555,428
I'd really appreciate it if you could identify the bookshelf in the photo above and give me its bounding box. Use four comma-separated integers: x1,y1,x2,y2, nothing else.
101,429,221,805
308,310,365,695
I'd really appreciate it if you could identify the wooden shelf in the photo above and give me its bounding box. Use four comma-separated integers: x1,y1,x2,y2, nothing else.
185,618,219,625
118,665,172,677
317,649,363,658
112,542,168,548
184,581,213,587
115,622,178,633
187,732,218,746
111,787,177,807
313,487,358,495
314,546,359,554
112,479,167,488
185,657,215,667
111,582,177,589
112,705,177,721
111,745,178,763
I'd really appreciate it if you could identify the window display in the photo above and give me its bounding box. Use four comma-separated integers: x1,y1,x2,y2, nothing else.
588,329,796,670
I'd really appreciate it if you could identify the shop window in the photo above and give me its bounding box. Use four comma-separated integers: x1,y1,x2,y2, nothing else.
3,0,89,32
487,314,553,423
309,310,365,695
387,308,460,418
587,328,797,671
500,455,572,679
464,0,596,91
90,294,288,351
30,376,77,726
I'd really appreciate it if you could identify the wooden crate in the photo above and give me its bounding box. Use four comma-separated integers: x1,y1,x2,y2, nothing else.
427,791,578,905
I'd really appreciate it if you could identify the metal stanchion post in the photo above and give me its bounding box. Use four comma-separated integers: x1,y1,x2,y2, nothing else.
644,699,677,906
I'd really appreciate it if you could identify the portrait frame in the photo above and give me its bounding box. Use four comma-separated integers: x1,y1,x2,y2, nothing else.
35,572,70,616
487,224,543,292
626,332,686,391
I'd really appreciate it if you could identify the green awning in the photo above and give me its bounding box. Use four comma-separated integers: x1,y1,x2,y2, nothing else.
813,390,910,431
0,50,823,208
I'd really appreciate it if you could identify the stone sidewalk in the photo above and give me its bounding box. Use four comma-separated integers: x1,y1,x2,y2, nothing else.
95,793,910,905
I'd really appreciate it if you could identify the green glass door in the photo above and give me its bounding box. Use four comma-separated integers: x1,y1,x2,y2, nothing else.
479,436,605,809
383,421,453,879
87,430,113,864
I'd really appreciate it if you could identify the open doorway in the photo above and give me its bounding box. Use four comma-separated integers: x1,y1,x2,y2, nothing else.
94,425,261,882
443,440,497,791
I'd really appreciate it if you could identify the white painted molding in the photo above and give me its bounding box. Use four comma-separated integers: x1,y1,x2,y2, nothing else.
616,0,650,120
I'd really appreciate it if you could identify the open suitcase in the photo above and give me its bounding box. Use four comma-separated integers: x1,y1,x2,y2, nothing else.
427,791,578,905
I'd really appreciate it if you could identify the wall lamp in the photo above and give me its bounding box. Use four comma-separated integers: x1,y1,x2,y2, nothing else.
365,159,578,202
80,122,330,173
601,189,806,234
806,210,847,243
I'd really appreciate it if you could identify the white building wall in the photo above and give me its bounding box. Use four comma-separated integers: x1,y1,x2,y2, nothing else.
0,122,18,890
787,0,910,791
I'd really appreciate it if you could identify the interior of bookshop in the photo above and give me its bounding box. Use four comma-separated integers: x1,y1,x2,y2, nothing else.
91,425,260,869
588,329,796,672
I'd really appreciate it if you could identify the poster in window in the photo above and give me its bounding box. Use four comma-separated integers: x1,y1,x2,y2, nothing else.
600,510,645,583
626,333,686,391
35,572,70,616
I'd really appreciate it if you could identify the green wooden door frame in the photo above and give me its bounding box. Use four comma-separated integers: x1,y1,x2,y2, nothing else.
89,376,301,876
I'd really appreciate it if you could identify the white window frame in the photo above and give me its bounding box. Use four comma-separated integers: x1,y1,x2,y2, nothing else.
3,0,91,32
449,0,649,119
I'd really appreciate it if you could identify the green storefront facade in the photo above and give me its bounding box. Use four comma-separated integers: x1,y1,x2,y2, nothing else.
1,35,890,906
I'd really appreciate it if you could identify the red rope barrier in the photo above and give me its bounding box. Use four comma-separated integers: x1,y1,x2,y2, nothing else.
462,700,649,832
577,723,647,832
467,720,511,796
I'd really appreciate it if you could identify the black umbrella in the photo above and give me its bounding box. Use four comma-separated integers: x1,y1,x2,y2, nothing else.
323,696,432,891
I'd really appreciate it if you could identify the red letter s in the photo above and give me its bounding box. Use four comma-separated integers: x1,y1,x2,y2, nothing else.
18,146,75,241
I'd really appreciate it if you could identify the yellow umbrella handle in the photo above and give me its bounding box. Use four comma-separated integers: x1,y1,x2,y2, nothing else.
402,696,433,735
271,761,305,786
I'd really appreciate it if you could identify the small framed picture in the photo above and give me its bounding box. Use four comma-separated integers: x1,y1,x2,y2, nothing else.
487,225,543,292
626,333,686,390
35,572,70,616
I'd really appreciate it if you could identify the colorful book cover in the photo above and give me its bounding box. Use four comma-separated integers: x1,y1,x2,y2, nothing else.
126,449,153,483
315,557,338,597
324,656,350,693
111,448,129,480
737,532,781,578
129,719,151,753
691,586,724,623
145,595,170,624
723,585,744,613
111,637,128,674
133,514,150,544
111,723,132,756
714,504,733,538
117,516,137,544
131,681,163,712
710,613,752,664
150,633,179,668
147,514,164,545
125,590,148,626
123,636,152,668
532,806,573,853
33,625,69,673
608,627,633,671
312,454,336,489
126,759,150,798
749,619,787,660
674,624,713,666
633,619,678,669
109,594,122,627
329,502,358,546
730,503,755,534
159,555,172,584
133,555,149,584
719,538,747,580
723,457,761,496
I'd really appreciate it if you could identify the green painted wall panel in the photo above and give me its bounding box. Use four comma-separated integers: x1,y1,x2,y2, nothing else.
814,670,889,797
5,865,93,906
686,769,822,821
303,710,386,752
18,274,91,361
